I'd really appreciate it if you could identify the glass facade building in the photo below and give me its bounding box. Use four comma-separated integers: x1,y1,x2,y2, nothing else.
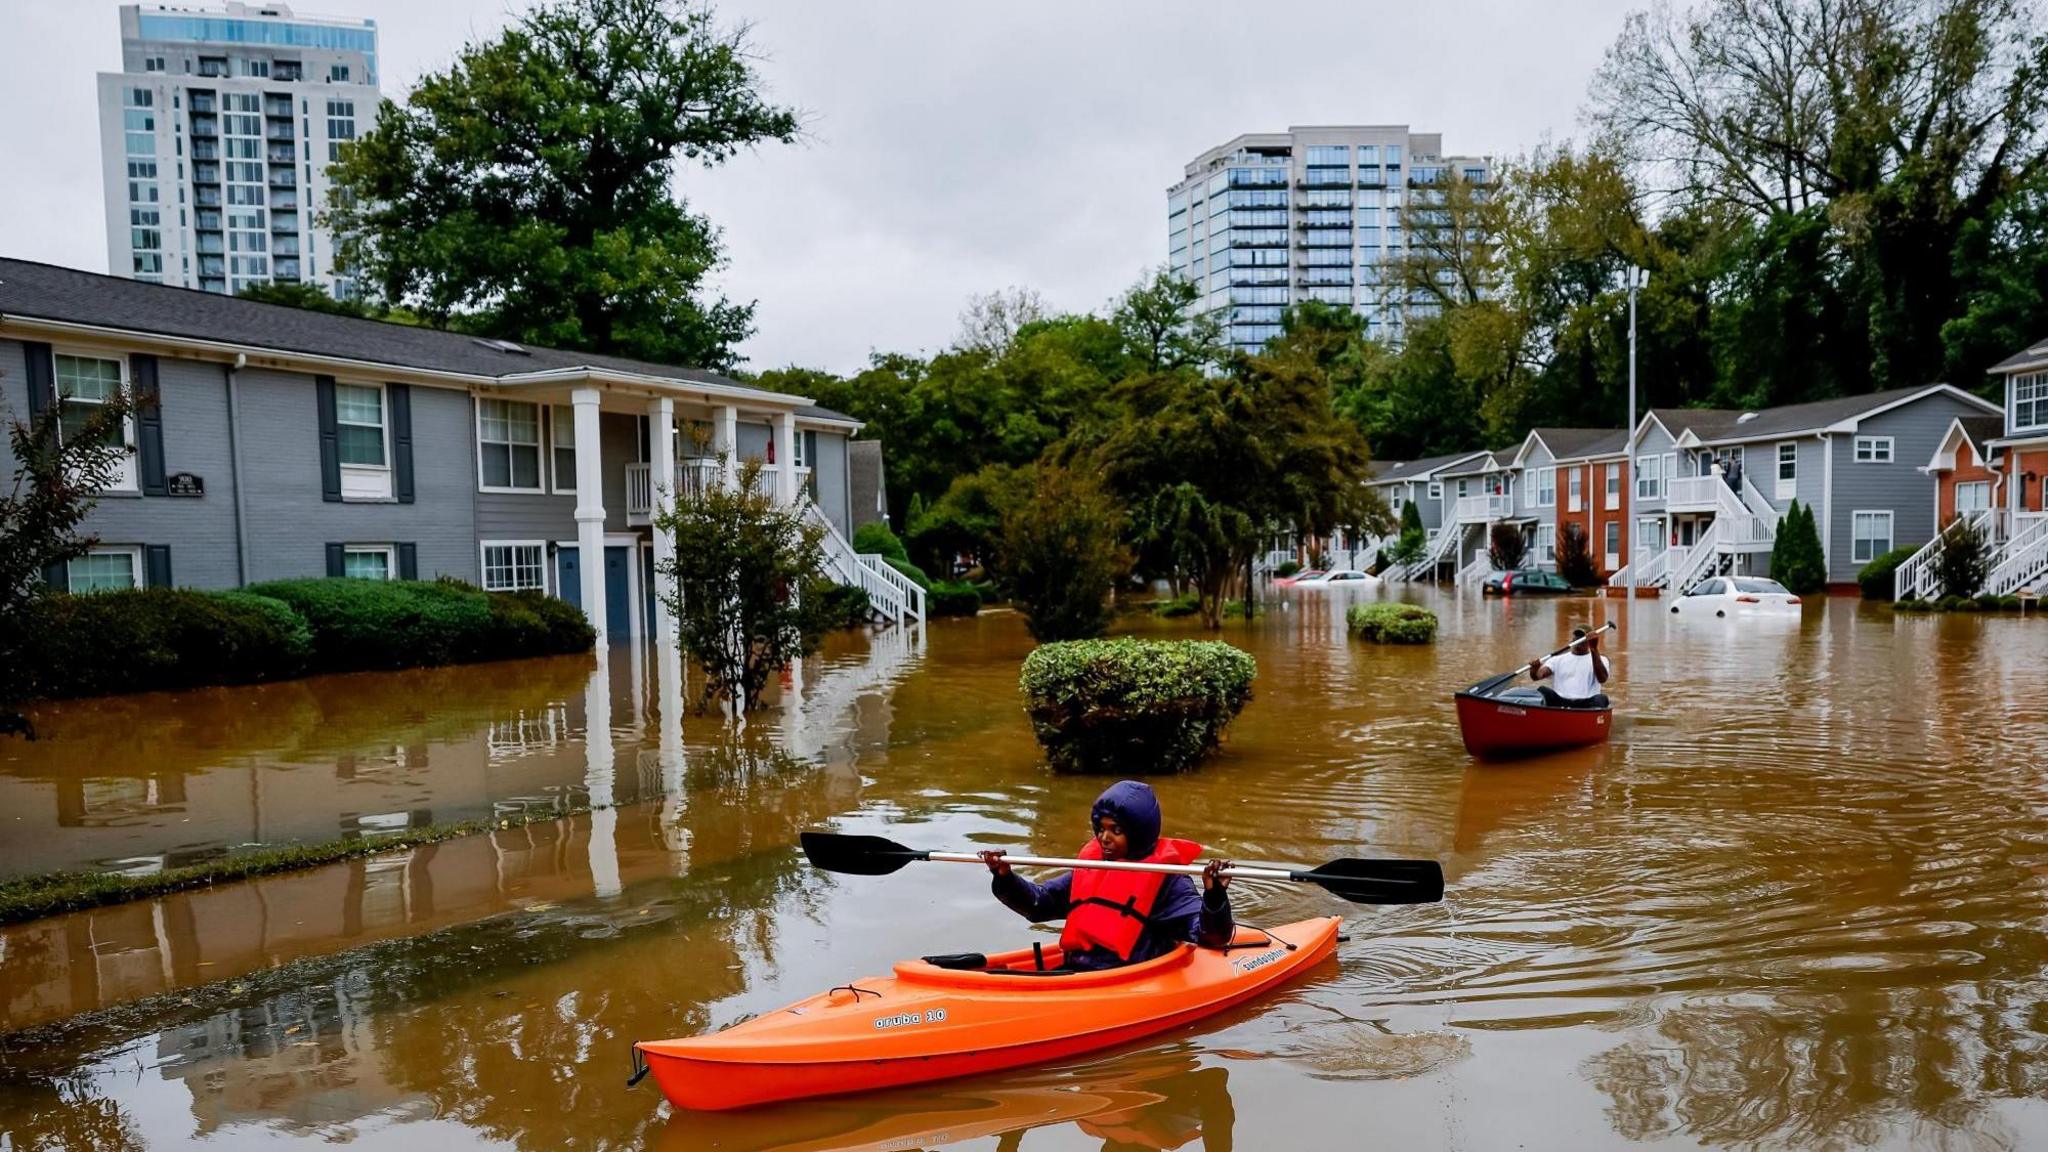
1167,126,1490,354
98,3,379,297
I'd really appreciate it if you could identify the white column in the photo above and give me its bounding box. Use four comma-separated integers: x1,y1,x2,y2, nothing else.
583,654,620,900
713,404,738,487
774,412,798,506
572,387,607,648
647,396,677,645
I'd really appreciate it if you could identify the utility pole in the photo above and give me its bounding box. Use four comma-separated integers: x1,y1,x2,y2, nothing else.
1625,266,1647,602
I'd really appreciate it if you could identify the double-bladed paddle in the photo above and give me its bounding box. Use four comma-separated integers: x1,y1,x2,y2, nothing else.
799,831,1445,906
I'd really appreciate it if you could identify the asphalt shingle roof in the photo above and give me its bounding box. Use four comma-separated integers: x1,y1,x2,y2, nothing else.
0,258,817,411
1990,336,2048,373
1959,414,2006,449
1649,386,1986,443
1366,450,1489,483
1528,427,1626,461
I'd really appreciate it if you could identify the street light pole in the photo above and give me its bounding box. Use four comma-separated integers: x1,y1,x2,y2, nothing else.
1625,266,1646,602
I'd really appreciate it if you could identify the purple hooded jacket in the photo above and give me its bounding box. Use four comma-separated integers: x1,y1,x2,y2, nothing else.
992,780,1234,970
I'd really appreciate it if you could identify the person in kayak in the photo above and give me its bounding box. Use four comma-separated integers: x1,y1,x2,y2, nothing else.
1527,625,1610,708
979,780,1234,971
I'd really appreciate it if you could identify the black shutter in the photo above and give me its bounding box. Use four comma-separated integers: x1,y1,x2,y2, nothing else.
397,542,418,580
325,542,345,577
316,375,341,502
143,545,173,588
133,354,167,496
23,342,55,422
389,384,414,504
42,560,68,591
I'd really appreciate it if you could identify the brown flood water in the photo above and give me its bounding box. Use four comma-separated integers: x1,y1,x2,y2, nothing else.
5,589,2048,1150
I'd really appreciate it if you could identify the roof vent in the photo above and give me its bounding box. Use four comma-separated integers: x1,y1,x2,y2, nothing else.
1736,412,1759,423
470,337,529,355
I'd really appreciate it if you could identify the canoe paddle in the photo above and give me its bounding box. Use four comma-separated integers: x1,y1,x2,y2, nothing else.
1466,621,1616,698
799,831,1444,905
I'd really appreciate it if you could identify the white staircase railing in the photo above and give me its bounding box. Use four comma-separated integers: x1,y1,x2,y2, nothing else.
1396,524,1464,581
1895,509,1994,601
1457,553,1491,588
1720,512,1777,550
1986,514,2048,597
1669,522,1725,594
1740,476,1782,524
803,502,923,625
1612,546,1673,590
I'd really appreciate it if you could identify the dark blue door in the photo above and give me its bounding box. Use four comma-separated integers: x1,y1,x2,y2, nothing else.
556,545,632,638
557,548,582,609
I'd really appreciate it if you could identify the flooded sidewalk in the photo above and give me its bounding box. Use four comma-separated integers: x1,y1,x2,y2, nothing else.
6,592,2048,1149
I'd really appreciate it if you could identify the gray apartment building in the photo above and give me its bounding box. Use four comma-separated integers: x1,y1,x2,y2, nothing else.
1167,125,1491,353
0,258,921,645
98,2,380,298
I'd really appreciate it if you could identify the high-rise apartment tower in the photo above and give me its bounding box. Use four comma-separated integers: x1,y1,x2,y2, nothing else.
97,3,380,297
1167,126,1490,353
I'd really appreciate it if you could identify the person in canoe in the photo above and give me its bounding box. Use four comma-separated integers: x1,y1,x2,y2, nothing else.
980,779,1234,971
1527,625,1611,708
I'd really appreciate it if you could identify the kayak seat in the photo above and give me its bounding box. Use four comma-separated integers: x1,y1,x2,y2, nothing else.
919,953,989,971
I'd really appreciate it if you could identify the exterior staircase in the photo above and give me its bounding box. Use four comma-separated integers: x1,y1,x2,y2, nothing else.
1391,524,1463,582
1456,552,1491,588
804,501,925,626
1986,514,2048,597
1894,509,2000,601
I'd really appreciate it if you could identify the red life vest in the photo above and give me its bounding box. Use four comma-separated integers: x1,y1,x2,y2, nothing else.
1058,837,1203,960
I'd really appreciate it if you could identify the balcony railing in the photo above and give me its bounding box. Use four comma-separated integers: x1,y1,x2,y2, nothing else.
1666,474,1727,512
1455,493,1514,523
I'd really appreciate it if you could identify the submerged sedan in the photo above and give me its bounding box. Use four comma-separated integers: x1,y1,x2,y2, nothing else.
1481,568,1573,596
1295,569,1380,588
1670,576,1803,617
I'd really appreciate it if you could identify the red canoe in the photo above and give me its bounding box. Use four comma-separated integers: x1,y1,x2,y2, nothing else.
1454,684,1612,760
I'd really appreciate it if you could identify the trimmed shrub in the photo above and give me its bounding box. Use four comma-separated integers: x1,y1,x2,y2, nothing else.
1770,501,1827,594
248,578,495,669
1975,593,2003,611
814,583,874,630
2000,595,2025,611
1857,546,1916,601
1346,602,1439,644
482,589,597,657
884,555,933,590
853,521,910,564
926,580,982,617
1152,593,1201,618
20,588,311,699
1275,560,1302,579
1021,638,1256,773
1895,598,1932,612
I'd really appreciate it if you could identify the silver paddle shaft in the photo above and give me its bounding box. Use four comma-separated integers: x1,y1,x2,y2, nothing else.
926,851,1298,882
1536,621,1614,662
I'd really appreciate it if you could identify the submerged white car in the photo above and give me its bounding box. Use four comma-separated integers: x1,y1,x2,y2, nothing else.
1670,575,1803,617
1296,569,1381,588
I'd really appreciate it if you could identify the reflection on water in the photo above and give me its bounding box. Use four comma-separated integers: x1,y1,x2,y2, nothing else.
6,594,2048,1150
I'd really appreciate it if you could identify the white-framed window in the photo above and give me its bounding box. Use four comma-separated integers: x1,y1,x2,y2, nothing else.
1605,463,1621,508
1636,516,1663,556
481,541,547,592
55,352,138,490
1776,441,1798,499
1457,479,1471,498
549,405,577,493
334,382,392,499
1635,453,1665,500
1427,481,1442,500
1852,511,1893,563
1567,468,1583,512
1389,492,1404,513
69,547,141,593
1536,524,1556,565
1604,520,1621,564
1534,467,1556,507
344,545,394,580
1853,436,1894,464
2015,371,2047,432
1956,481,1991,515
477,399,542,491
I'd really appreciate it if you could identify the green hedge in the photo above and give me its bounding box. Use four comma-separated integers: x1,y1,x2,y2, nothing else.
853,521,910,564
927,580,981,617
1019,638,1256,773
1346,602,1439,644
245,577,592,671
1274,560,1302,579
19,588,312,698
1151,593,1201,618
1900,594,2034,613
1857,546,1916,601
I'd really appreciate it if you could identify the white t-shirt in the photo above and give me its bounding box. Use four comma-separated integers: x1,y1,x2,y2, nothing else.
1544,651,1610,700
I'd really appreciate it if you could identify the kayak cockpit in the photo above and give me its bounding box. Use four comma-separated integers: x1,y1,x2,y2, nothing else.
895,940,1200,987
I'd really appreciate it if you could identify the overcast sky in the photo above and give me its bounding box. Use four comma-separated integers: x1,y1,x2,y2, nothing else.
0,0,1642,374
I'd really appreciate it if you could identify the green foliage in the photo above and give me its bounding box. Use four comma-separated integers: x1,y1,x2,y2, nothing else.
1556,521,1601,587
1151,593,1201,618
1387,500,1427,567
1346,602,1440,645
925,580,982,618
246,577,592,670
17,589,311,699
904,464,1020,574
1895,598,1932,612
323,0,797,369
1019,638,1256,773
235,280,416,323
814,583,873,630
1274,560,1302,579
478,589,599,658
851,521,909,564
1487,523,1527,571
1768,501,1827,594
655,457,830,711
999,465,1128,642
884,556,932,590
1937,515,1991,601
1857,546,1918,601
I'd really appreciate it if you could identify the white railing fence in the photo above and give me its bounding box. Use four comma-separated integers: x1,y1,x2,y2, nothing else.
1986,514,2048,597
1670,522,1725,594
1457,553,1491,588
1895,509,1994,601
624,462,653,518
803,501,923,624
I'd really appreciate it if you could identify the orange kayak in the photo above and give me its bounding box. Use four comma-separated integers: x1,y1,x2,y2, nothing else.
635,916,1341,1111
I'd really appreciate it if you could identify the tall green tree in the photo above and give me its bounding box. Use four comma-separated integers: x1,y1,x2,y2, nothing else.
998,465,1127,642
325,0,798,370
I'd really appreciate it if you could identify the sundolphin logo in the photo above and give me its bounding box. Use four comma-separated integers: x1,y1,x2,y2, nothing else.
1232,949,1285,974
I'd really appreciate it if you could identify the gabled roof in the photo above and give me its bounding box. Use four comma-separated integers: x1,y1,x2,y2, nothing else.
1514,427,1626,466
1439,451,1507,478
1924,415,2009,473
1990,335,2048,374
1640,385,2000,447
1364,450,1489,485
0,258,843,420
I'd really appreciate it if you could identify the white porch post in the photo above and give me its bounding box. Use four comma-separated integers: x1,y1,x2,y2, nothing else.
647,396,677,644
774,412,798,506
714,404,738,486
572,387,607,647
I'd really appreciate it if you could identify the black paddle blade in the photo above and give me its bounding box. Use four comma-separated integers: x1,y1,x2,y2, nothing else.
1289,859,1446,905
800,831,928,876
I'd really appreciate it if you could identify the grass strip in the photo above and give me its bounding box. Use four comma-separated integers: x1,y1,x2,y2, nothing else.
0,803,598,927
